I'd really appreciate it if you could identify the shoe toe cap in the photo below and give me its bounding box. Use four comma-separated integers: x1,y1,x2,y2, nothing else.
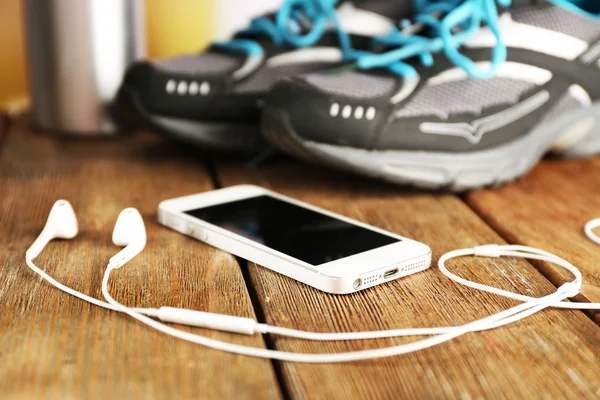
265,76,388,149
118,52,261,122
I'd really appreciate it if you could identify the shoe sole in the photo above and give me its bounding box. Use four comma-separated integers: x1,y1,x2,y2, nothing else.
113,85,263,153
262,105,600,192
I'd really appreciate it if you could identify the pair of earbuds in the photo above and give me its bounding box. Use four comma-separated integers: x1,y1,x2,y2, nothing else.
26,200,600,363
27,200,146,269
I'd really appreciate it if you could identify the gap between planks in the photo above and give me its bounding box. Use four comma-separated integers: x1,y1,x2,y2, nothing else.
0,116,283,400
203,156,293,400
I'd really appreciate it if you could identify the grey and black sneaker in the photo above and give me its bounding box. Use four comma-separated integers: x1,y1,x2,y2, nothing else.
263,0,600,190
114,0,420,152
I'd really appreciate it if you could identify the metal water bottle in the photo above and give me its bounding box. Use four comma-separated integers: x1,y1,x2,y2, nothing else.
24,0,145,135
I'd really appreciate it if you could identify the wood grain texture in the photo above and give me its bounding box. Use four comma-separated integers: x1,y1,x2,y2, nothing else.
0,118,281,400
467,157,600,311
217,161,600,400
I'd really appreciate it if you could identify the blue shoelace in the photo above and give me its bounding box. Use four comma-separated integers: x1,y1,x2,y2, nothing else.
360,0,600,79
357,0,511,79
214,0,599,81
213,0,352,58
213,0,441,60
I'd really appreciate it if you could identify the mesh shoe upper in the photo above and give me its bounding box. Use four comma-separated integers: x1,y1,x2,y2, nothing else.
119,0,418,124
303,70,397,98
394,78,536,119
266,1,600,153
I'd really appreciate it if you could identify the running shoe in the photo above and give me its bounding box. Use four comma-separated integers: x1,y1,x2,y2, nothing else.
115,0,421,152
263,0,600,190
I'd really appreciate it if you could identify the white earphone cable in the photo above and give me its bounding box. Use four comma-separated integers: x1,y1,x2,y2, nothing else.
25,256,159,316
26,199,600,363
99,245,582,362
101,261,574,363
255,243,600,341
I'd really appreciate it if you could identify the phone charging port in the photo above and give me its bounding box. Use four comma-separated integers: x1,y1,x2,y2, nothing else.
384,268,399,279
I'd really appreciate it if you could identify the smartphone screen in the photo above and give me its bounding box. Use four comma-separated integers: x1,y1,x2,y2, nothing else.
184,195,400,266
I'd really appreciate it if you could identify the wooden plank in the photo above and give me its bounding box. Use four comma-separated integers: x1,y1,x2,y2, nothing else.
217,162,600,400
0,117,281,400
466,157,600,310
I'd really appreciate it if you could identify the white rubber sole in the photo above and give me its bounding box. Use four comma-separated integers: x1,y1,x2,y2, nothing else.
263,103,600,191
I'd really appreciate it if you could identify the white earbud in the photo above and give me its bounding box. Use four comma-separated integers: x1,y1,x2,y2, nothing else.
26,200,79,259
584,218,600,245
25,201,157,315
108,208,147,269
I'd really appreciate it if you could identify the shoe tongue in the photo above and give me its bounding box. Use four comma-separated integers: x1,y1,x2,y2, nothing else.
347,0,415,21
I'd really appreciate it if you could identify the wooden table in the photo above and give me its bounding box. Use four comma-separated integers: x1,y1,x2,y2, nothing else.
1,114,599,399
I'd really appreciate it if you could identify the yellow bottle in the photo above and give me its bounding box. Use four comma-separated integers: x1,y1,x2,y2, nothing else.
146,0,214,59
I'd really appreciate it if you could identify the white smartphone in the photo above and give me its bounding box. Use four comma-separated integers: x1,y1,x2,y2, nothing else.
158,185,432,294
